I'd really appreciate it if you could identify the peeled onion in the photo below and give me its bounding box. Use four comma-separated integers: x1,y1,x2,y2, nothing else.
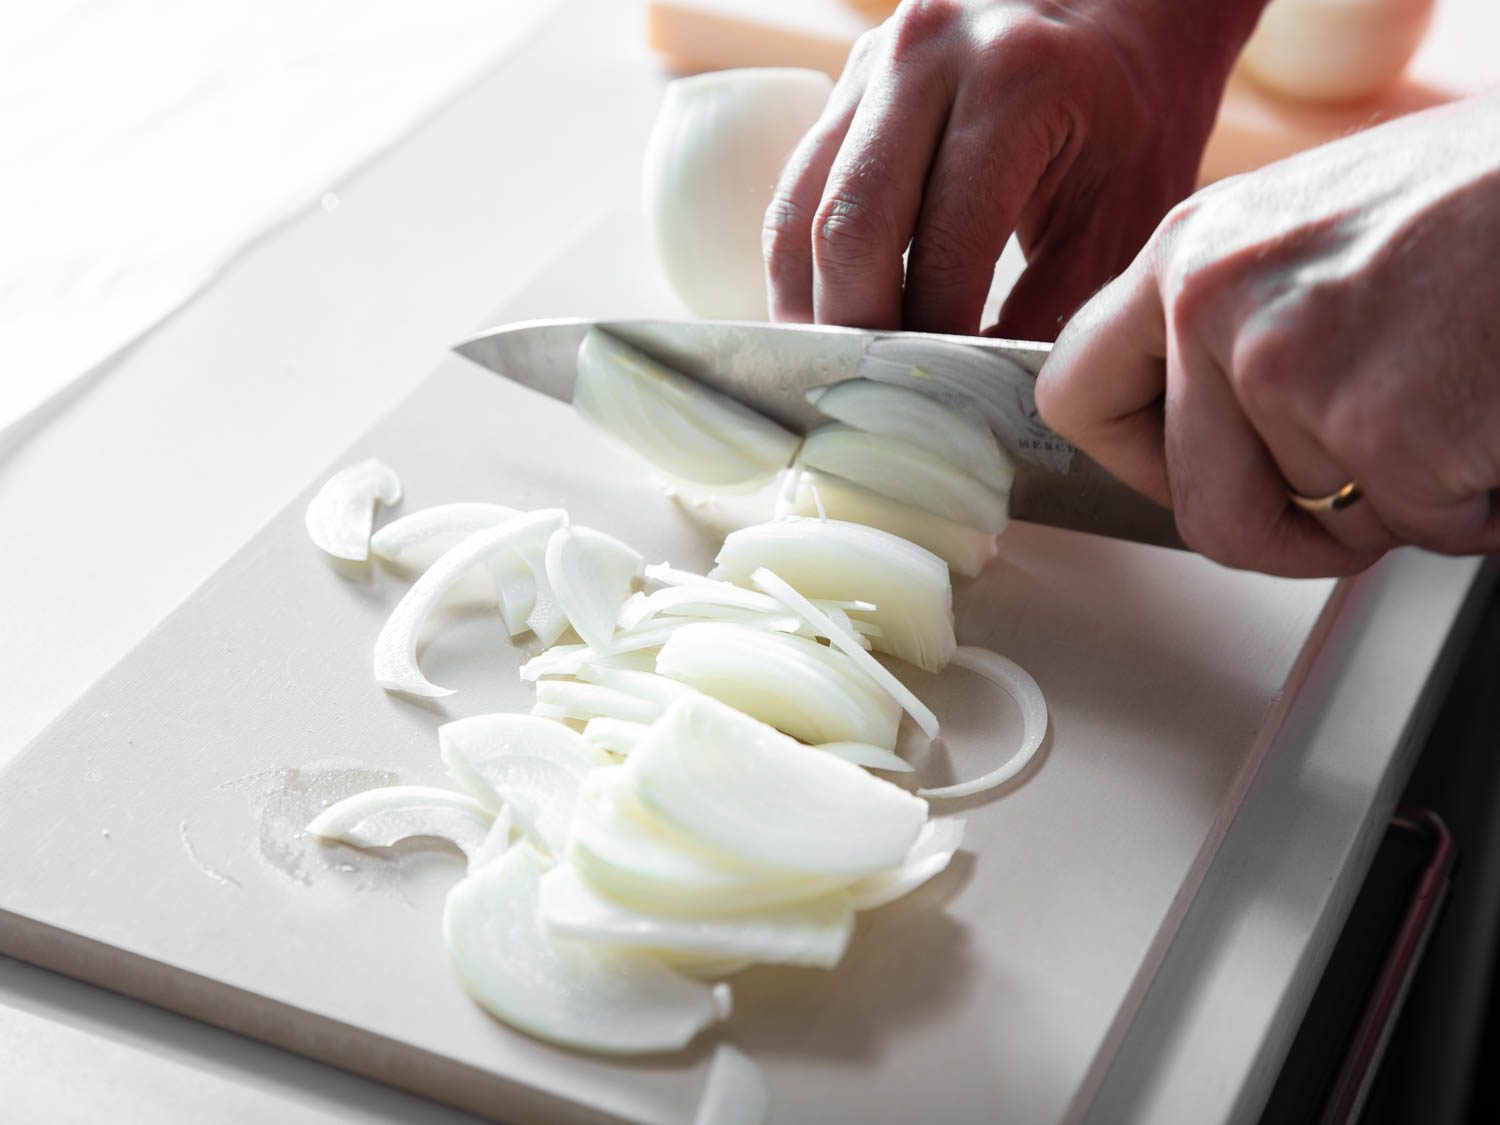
644,68,833,319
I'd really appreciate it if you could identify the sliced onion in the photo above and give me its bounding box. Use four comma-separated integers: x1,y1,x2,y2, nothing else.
545,525,644,651
786,469,999,579
514,533,569,648
808,380,1014,493
582,717,651,757
306,785,493,865
540,863,854,969
644,562,717,587
443,844,732,1054
917,646,1049,800
750,568,939,740
816,742,914,773
618,582,784,630
568,768,843,916
694,1043,770,1125
847,817,966,910
714,518,956,673
656,622,901,749
534,680,667,726
518,644,657,683
470,804,516,870
578,667,703,709
575,328,798,491
439,714,609,857
373,510,567,696
626,695,928,878
801,423,1009,534
490,549,538,637
658,952,755,980
305,458,402,561
369,502,518,568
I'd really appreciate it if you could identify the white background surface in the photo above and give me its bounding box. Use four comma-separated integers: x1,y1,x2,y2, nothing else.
0,0,1492,1121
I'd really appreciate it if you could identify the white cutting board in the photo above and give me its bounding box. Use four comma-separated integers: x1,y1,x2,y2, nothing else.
0,214,1340,1124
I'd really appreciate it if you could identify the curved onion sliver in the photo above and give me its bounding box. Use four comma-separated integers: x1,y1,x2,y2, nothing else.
916,646,1049,800
305,458,402,561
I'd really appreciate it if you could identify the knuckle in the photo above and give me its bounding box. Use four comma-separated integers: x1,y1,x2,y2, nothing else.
1227,318,1302,418
888,0,964,58
762,192,810,264
812,191,889,276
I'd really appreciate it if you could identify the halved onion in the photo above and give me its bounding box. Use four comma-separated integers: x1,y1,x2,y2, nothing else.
714,518,956,672
917,646,1049,800
801,423,1009,534
443,844,732,1054
847,817,966,910
540,863,854,969
569,767,844,916
545,526,644,651
305,458,402,561
655,622,901,749
808,380,1014,494
369,502,518,568
373,510,567,696
626,695,927,878
783,469,999,579
306,785,493,866
575,329,798,492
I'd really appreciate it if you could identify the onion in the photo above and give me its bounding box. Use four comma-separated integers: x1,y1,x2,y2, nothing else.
369,502,518,568
808,380,1014,494
715,518,956,673
644,562,718,587
917,646,1049,800
519,644,658,683
539,863,854,969
534,680,669,726
544,525,643,651
750,567,940,740
801,423,1009,534
373,510,567,696
783,469,999,579
443,844,732,1055
815,742,914,774
575,329,799,492
438,714,608,857
305,458,402,561
644,68,833,320
306,785,493,867
618,582,785,630
581,717,651,757
847,818,966,910
655,622,901,749
626,695,927,878
568,767,843,916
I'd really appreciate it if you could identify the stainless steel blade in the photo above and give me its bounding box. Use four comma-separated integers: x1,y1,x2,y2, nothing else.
454,317,1182,549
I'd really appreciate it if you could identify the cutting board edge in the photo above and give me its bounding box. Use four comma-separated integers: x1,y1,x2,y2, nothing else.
0,904,635,1125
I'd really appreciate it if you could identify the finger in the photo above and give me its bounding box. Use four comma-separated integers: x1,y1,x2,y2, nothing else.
901,89,1056,335
1256,421,1400,557
1165,338,1378,577
763,42,875,323
1033,255,1173,506
810,50,955,329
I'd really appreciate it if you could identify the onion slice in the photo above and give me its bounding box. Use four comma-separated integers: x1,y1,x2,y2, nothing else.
626,695,927,878
369,502,518,567
305,458,402,561
917,646,1049,800
808,380,1014,494
373,511,567,696
816,742,914,773
750,568,940,740
801,423,1009,534
443,844,732,1055
847,818,966,910
539,864,854,969
694,1043,770,1125
546,526,644,651
582,717,651,757
306,785,493,866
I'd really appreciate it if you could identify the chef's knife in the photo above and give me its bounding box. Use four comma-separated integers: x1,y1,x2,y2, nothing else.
454,318,1182,549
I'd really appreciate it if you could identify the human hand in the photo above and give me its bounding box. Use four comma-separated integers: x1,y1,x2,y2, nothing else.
762,0,1266,339
1036,92,1500,577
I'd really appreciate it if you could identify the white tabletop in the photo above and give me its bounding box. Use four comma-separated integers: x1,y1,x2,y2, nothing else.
0,1,1488,1121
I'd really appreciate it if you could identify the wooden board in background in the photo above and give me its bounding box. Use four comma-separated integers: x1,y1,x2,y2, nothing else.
0,214,1341,1124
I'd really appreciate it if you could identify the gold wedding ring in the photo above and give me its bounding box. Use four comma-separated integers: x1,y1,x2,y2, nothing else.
1288,480,1362,513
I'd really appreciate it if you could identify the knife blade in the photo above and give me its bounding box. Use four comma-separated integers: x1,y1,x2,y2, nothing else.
454,317,1182,549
